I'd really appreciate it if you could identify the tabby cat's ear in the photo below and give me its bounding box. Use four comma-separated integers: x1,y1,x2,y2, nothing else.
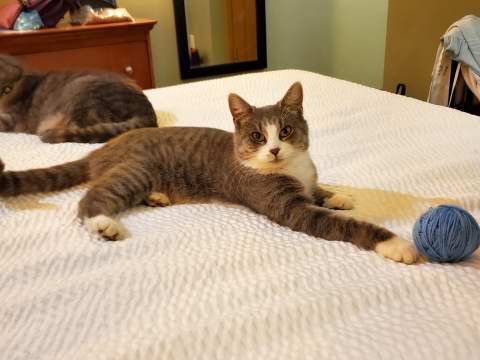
228,93,253,127
280,82,303,112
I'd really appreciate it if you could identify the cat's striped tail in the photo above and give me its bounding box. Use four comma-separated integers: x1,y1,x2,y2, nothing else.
0,157,89,197
40,115,157,144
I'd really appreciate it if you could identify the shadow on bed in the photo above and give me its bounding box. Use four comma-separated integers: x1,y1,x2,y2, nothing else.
321,184,459,224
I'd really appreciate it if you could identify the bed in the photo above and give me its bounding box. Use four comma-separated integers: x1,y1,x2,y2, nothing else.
1,70,479,359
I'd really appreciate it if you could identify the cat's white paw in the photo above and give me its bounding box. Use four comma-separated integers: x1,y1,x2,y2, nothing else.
323,194,354,210
375,236,419,264
84,215,128,241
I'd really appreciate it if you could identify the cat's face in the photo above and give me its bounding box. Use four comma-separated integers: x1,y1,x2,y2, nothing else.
0,55,23,99
230,82,309,171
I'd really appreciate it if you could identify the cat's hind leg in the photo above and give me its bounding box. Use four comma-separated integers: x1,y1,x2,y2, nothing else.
0,113,15,132
145,192,172,207
36,114,69,142
78,162,155,240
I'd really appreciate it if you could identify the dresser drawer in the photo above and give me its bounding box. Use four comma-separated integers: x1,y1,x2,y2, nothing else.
0,19,157,89
18,41,153,89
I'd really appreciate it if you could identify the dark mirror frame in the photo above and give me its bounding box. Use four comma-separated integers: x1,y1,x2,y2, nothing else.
173,0,267,79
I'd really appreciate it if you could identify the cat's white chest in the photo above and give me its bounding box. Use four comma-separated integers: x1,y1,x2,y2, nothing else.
279,152,317,196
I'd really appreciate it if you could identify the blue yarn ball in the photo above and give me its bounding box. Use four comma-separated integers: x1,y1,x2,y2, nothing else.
413,205,480,262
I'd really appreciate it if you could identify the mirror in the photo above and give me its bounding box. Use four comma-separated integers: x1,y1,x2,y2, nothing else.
173,0,267,79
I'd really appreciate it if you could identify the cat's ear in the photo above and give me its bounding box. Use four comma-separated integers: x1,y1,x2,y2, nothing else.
280,82,303,112
228,93,253,126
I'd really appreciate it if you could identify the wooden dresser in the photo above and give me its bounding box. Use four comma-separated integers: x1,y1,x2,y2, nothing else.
0,19,157,89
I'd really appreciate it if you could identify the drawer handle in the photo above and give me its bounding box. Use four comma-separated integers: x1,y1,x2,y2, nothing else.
125,66,134,75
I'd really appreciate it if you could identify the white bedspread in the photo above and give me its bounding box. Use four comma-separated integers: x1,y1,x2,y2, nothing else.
1,70,480,360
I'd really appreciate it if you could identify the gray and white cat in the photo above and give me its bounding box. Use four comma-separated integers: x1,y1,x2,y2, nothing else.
0,54,157,143
0,82,418,264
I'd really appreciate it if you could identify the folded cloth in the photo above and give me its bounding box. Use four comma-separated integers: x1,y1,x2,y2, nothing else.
442,15,480,80
428,45,452,105
14,10,44,30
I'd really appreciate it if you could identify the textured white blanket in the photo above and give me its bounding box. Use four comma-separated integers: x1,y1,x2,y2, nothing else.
1,70,480,360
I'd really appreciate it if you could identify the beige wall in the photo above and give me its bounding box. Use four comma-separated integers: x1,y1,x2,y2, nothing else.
185,0,213,64
184,0,229,66
330,0,388,89
266,0,334,78
384,0,480,100
266,0,389,89
210,0,230,65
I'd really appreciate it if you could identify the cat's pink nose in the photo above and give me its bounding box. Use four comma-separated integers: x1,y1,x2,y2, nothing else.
270,147,280,156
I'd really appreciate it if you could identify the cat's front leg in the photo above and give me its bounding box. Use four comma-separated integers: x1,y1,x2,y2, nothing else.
243,175,418,264
313,186,354,210
0,113,14,132
78,162,154,241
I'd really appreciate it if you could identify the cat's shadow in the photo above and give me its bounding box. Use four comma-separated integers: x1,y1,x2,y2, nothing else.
321,183,459,224
3,196,58,211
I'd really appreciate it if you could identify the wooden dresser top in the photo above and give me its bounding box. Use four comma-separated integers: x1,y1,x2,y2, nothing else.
0,19,156,37
0,19,157,55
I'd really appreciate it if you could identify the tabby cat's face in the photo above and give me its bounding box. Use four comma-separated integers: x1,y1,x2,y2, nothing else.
0,55,23,99
229,82,309,171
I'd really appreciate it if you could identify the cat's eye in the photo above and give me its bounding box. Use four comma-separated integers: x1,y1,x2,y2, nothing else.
250,131,265,143
280,125,293,139
2,86,12,96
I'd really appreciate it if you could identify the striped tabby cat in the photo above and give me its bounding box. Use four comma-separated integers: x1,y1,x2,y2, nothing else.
0,54,156,143
0,82,418,264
